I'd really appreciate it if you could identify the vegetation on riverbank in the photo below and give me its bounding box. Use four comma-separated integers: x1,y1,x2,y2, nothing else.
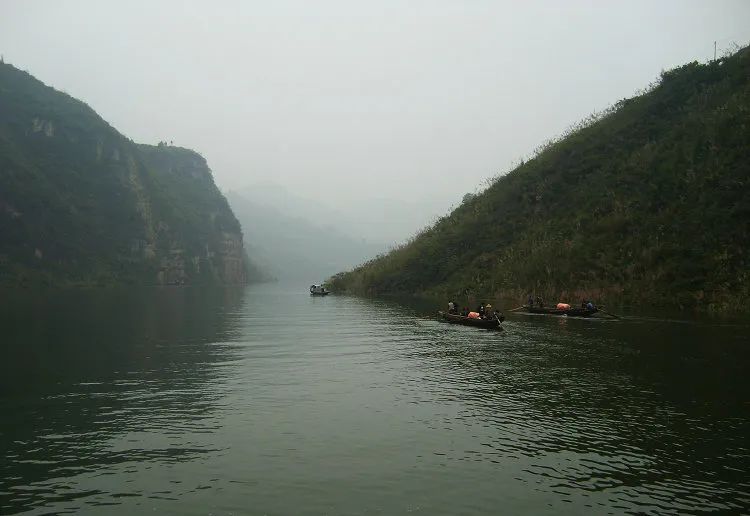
330,46,750,313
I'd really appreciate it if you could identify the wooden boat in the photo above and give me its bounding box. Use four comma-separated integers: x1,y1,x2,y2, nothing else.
523,305,598,317
438,311,502,329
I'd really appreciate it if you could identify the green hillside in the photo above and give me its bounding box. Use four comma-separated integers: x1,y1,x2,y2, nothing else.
0,63,249,286
330,47,750,313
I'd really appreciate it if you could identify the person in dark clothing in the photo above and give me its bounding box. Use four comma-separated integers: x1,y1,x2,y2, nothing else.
478,303,486,318
461,307,469,317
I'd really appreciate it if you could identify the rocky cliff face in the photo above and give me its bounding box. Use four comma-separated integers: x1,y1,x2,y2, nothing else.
134,145,248,285
0,63,247,286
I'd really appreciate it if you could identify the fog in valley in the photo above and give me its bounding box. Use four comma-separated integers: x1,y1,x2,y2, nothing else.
4,3,750,514
2,0,749,281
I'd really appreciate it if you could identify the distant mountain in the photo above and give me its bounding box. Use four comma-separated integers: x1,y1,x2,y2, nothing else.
331,47,750,313
233,182,459,246
226,189,386,282
0,63,250,286
333,195,461,245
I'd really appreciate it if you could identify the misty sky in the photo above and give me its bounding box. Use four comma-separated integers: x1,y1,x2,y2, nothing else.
2,1,749,214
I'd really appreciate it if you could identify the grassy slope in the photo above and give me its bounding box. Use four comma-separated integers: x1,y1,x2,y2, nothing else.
330,47,750,312
0,63,246,285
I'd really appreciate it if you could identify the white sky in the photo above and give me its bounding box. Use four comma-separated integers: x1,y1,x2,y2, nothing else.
1,0,749,212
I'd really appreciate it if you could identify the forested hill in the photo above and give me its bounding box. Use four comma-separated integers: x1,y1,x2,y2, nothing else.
0,62,249,286
330,46,750,312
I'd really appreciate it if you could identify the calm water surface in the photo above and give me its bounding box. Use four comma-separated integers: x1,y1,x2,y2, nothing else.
1,283,748,515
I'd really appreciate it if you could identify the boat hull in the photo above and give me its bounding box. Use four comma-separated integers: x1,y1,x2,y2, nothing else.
523,306,597,317
438,311,502,329
310,291,330,296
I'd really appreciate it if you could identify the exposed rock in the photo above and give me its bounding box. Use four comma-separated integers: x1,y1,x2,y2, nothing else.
0,62,249,286
1,201,21,219
31,117,54,136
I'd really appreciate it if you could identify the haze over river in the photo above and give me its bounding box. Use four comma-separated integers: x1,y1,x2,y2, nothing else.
1,284,748,515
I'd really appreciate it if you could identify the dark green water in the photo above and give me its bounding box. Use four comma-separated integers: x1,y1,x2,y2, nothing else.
1,283,748,515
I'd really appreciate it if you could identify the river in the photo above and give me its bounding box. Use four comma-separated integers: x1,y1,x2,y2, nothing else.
1,283,748,515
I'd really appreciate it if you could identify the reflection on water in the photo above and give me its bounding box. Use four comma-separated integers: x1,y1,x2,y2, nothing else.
1,284,748,515
0,287,245,514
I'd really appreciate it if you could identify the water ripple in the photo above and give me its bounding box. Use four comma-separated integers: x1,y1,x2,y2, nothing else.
1,284,749,515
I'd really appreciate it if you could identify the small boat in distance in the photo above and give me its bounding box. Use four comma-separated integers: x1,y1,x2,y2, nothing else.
438,311,503,330
309,284,330,296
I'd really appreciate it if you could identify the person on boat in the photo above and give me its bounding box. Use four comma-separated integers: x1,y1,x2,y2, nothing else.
461,306,469,317
448,301,456,314
492,309,504,322
528,295,534,307
586,301,595,310
581,299,587,308
478,303,485,318
484,303,492,319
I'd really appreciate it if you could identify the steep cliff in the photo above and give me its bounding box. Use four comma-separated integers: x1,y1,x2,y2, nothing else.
0,63,247,286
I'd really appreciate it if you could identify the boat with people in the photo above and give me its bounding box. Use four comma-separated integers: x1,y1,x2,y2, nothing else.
438,301,505,329
522,305,598,317
309,284,330,296
518,299,599,317
438,311,503,329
